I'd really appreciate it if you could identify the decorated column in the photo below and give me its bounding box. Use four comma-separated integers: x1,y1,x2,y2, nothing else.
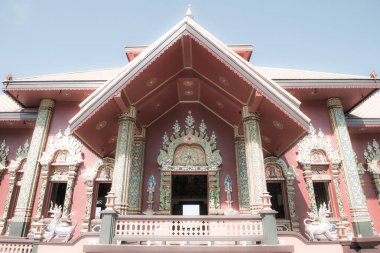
235,132,250,213
242,106,267,213
62,167,78,219
9,99,54,237
111,106,136,215
327,98,374,236
303,164,318,214
127,130,146,214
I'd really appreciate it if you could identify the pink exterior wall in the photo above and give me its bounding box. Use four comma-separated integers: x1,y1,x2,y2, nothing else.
1,99,380,241
27,101,100,238
350,132,380,234
282,101,353,233
141,103,238,213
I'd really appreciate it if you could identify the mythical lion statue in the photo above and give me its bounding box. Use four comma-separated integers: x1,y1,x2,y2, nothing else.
304,203,337,241
44,203,77,242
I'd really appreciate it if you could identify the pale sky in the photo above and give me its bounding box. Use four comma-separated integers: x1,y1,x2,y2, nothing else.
1,0,379,82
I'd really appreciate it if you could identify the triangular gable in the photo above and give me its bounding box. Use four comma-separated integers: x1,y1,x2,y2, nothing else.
69,16,310,131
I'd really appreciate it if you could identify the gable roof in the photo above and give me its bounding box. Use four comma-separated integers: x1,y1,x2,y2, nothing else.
69,16,310,131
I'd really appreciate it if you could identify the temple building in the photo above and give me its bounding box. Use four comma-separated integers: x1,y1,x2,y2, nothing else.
0,8,379,253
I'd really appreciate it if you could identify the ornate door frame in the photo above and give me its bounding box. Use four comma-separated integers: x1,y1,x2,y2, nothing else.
157,111,223,215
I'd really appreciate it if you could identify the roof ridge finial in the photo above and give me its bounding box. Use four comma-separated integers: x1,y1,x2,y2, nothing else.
186,4,193,19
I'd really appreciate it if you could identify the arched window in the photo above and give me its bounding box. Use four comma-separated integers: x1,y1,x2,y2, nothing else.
0,140,22,235
82,158,114,232
264,157,298,231
31,128,83,234
297,125,346,222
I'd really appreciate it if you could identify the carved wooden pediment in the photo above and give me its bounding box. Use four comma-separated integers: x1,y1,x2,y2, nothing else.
297,125,341,167
157,111,222,171
40,127,83,166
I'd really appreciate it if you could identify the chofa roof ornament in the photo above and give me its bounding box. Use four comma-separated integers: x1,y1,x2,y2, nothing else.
185,4,193,19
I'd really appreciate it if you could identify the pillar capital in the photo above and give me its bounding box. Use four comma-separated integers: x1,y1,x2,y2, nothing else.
39,99,55,111
242,106,260,122
327,97,343,109
119,106,136,122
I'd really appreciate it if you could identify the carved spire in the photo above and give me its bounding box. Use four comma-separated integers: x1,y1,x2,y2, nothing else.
185,4,193,19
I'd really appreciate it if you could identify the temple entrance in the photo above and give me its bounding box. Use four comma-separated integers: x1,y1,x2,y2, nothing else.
171,174,208,215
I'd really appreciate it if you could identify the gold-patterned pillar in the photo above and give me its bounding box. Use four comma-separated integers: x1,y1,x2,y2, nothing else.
34,165,49,220
9,99,54,237
327,98,374,236
111,107,136,215
81,180,94,232
242,106,267,213
158,171,172,214
127,131,146,214
303,164,318,214
286,175,299,231
208,170,221,214
62,166,78,219
331,164,347,221
234,133,250,213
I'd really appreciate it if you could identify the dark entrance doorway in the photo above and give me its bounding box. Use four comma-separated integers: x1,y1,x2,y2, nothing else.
171,174,208,215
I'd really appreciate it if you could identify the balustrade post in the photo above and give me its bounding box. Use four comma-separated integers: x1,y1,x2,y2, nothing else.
99,192,117,245
260,193,279,245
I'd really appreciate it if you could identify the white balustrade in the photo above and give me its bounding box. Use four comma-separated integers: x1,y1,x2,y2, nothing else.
0,242,33,253
114,215,263,244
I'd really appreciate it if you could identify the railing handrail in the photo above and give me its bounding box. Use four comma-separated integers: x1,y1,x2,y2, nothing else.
116,214,261,221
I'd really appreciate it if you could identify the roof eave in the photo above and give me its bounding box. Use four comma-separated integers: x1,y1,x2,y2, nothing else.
346,117,380,127
0,111,38,120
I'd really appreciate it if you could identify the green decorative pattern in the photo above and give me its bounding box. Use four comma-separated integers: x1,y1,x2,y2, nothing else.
242,107,266,213
173,145,206,166
235,139,250,211
11,99,54,231
111,108,136,215
327,98,372,224
128,139,145,213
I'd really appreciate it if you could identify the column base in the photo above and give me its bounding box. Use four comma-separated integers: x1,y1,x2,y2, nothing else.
8,220,30,237
352,220,375,237
260,209,279,245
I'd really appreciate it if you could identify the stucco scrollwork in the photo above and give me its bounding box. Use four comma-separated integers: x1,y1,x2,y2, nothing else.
264,156,299,231
8,140,29,173
0,140,10,174
297,125,341,167
83,157,114,185
39,127,83,166
363,139,380,204
364,139,380,174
